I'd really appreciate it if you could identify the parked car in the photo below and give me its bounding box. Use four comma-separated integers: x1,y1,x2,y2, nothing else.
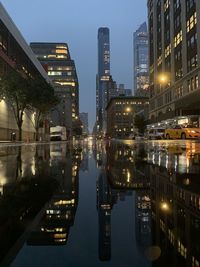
147,128,165,140
165,125,200,139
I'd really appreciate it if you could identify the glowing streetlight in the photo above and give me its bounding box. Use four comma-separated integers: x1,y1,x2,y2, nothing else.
126,107,131,113
160,201,170,212
157,73,170,85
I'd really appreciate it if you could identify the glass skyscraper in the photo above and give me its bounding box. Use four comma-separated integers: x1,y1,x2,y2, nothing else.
133,22,149,97
96,27,111,132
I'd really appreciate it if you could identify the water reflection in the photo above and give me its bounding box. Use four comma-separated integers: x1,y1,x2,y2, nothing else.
0,143,83,265
27,143,82,246
0,140,200,267
95,140,200,266
146,141,200,267
0,144,58,265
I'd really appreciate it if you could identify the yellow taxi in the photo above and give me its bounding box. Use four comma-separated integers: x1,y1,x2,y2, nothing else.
165,125,200,139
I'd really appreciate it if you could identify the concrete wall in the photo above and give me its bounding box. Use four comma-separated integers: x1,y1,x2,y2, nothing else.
0,99,35,141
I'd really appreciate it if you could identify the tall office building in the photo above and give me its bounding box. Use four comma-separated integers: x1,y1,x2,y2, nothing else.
133,22,149,97
96,27,117,132
148,0,200,122
30,43,79,136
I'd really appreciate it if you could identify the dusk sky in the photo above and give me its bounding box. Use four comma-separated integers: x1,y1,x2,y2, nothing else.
1,0,147,131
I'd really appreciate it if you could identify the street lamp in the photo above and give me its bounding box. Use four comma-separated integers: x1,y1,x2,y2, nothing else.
160,201,170,212
157,72,170,86
126,107,131,113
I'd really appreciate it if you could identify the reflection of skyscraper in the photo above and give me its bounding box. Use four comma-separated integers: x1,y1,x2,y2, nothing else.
80,148,89,172
97,170,111,261
79,112,89,135
133,22,149,97
27,144,82,246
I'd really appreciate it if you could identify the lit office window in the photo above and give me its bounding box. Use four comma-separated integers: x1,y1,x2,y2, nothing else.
186,12,197,32
174,31,182,47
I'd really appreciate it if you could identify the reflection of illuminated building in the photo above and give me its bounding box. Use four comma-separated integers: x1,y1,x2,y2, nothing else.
80,148,89,172
96,170,111,261
106,143,150,190
95,141,150,262
135,191,151,253
27,144,82,246
148,143,200,266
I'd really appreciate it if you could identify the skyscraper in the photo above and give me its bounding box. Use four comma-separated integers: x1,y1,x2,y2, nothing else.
30,42,79,137
97,27,115,132
133,22,149,97
148,0,200,122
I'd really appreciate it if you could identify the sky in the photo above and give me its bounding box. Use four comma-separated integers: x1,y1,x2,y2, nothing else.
1,0,147,131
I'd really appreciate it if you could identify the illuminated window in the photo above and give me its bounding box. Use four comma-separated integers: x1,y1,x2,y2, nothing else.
48,71,62,76
157,55,162,66
174,31,182,47
187,12,197,32
164,0,170,11
55,49,67,54
165,44,171,58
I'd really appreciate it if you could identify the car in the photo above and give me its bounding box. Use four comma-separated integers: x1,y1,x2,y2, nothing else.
165,125,200,139
147,128,165,140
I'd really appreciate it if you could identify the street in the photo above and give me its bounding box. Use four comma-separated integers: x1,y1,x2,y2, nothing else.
0,139,199,266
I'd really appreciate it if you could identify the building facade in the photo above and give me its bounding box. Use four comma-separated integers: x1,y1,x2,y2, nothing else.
0,3,50,141
96,28,118,133
133,22,149,97
30,42,79,137
106,96,149,138
148,0,200,123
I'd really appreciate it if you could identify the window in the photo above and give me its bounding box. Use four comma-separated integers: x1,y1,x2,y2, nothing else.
174,31,182,47
174,0,180,10
187,54,198,71
165,44,171,58
164,0,170,11
186,12,197,32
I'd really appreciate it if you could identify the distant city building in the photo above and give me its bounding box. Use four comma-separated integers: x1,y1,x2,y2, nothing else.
96,27,118,132
148,0,200,122
30,42,79,137
117,84,125,95
0,3,50,141
133,22,149,97
106,96,149,138
79,112,89,134
124,89,132,96
117,84,132,96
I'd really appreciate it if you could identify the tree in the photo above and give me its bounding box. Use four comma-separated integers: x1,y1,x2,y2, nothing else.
0,70,32,141
28,77,59,141
134,115,146,135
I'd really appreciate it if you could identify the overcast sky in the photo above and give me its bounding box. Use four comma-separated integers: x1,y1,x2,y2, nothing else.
1,0,147,131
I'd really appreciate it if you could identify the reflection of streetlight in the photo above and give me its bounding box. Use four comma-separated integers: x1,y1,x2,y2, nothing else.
125,107,134,134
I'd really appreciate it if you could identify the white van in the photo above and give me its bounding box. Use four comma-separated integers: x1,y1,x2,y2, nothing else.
147,128,165,140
